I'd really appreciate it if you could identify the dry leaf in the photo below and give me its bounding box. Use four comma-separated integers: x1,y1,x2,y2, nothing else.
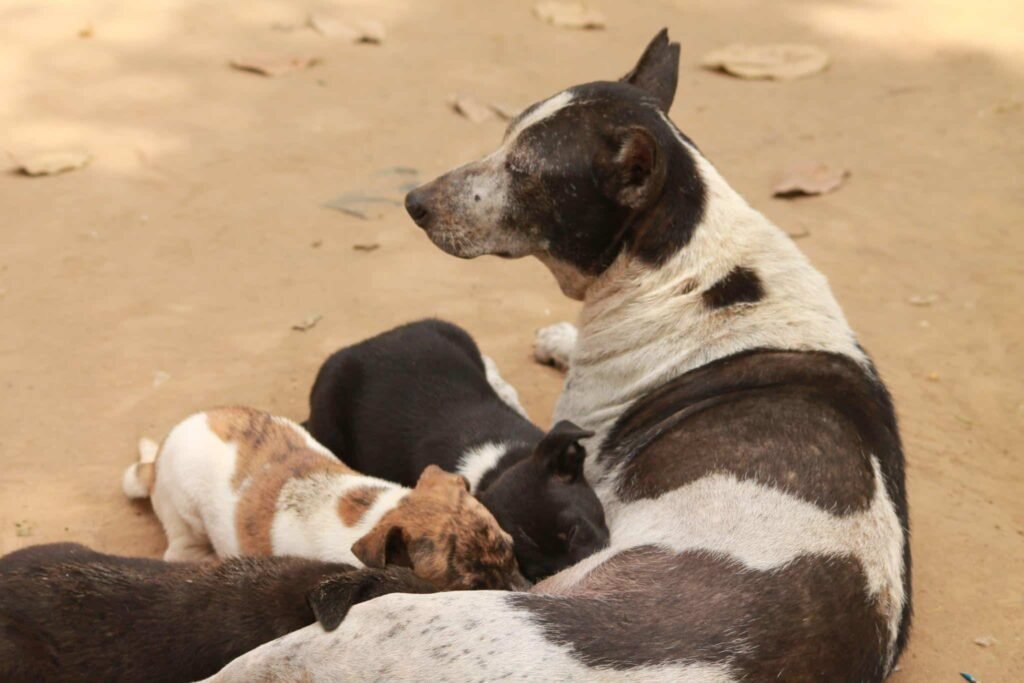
701,43,830,81
230,55,320,77
450,93,496,123
308,13,385,43
490,102,521,120
926,372,940,382
534,2,606,30
292,314,323,332
15,151,92,176
449,95,519,123
772,163,849,198
353,243,380,252
324,193,401,219
973,635,997,648
908,294,938,307
786,226,811,239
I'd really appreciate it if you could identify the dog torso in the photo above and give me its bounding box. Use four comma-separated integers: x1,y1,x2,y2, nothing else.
0,543,434,683
149,407,406,564
306,318,542,489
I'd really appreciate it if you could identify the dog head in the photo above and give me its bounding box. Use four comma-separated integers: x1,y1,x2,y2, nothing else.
351,465,528,591
405,29,705,299
478,421,609,582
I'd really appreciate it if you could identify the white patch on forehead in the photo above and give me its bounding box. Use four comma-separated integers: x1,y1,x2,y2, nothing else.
508,90,575,141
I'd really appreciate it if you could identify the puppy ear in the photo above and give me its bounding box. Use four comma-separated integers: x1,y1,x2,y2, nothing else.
602,126,667,211
533,420,594,483
620,28,680,112
308,568,438,631
307,572,375,631
351,525,412,569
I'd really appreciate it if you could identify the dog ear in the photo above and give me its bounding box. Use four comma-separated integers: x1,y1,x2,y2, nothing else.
601,125,667,211
308,568,439,631
533,420,594,483
351,525,412,569
620,28,680,112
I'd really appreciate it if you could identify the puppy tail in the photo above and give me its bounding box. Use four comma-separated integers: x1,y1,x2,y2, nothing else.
122,437,159,499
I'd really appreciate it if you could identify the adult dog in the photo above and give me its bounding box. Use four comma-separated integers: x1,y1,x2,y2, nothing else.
208,30,910,682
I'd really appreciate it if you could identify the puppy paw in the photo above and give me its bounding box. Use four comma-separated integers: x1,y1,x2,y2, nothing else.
533,322,577,372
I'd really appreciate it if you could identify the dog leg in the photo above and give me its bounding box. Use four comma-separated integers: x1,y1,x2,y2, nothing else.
481,354,528,418
533,322,577,371
152,491,215,562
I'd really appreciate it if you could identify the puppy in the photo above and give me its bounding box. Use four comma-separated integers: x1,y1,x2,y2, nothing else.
304,319,609,582
123,406,526,590
0,542,434,683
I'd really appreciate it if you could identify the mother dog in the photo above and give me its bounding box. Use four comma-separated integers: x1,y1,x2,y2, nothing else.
209,30,910,681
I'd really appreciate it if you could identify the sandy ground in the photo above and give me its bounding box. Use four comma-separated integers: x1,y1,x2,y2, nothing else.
1,0,1021,680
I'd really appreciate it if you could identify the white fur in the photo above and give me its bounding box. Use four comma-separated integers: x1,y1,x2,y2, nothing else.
507,90,575,142
135,410,406,563
203,591,736,683
456,441,515,493
533,320,579,371
205,92,905,679
121,437,159,499
482,354,529,417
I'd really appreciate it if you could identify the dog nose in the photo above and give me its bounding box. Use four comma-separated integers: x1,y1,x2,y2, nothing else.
404,189,430,228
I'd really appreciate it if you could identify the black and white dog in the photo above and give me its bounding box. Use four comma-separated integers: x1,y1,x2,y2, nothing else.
304,318,609,583
208,30,910,681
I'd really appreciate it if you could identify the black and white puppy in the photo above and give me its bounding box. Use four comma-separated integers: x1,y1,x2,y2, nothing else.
208,30,910,682
0,543,434,683
304,318,609,582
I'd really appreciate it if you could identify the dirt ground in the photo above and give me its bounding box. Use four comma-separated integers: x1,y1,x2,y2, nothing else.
1,0,1021,680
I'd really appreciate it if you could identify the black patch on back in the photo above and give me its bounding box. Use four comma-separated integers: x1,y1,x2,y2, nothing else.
512,547,889,681
598,348,912,663
702,266,764,309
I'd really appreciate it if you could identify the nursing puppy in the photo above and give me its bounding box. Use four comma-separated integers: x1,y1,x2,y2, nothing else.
0,542,434,683
207,30,910,682
123,406,526,590
305,318,609,582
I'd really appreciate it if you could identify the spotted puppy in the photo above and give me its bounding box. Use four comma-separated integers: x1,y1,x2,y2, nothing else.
304,318,609,582
207,30,909,682
123,406,526,590
0,542,434,683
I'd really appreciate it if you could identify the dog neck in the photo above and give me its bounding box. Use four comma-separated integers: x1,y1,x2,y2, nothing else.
553,145,868,482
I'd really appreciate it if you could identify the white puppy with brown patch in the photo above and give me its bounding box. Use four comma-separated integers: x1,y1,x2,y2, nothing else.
123,406,527,591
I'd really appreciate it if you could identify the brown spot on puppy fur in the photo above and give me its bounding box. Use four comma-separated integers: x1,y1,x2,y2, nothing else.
338,485,388,526
206,407,353,555
352,465,526,591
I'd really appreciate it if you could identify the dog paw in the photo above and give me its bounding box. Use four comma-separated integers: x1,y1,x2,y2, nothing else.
533,322,577,372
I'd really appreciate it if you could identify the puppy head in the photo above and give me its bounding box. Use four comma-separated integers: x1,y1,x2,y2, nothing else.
405,29,705,299
478,421,609,582
351,465,528,591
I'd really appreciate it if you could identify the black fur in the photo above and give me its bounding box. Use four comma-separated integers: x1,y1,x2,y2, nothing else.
0,543,435,683
305,319,609,582
512,546,889,682
702,266,765,309
598,348,912,671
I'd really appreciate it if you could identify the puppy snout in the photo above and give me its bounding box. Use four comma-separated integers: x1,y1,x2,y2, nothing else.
404,188,431,228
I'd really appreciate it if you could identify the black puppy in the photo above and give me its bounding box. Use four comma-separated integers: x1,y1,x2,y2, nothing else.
305,319,609,582
0,543,435,683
